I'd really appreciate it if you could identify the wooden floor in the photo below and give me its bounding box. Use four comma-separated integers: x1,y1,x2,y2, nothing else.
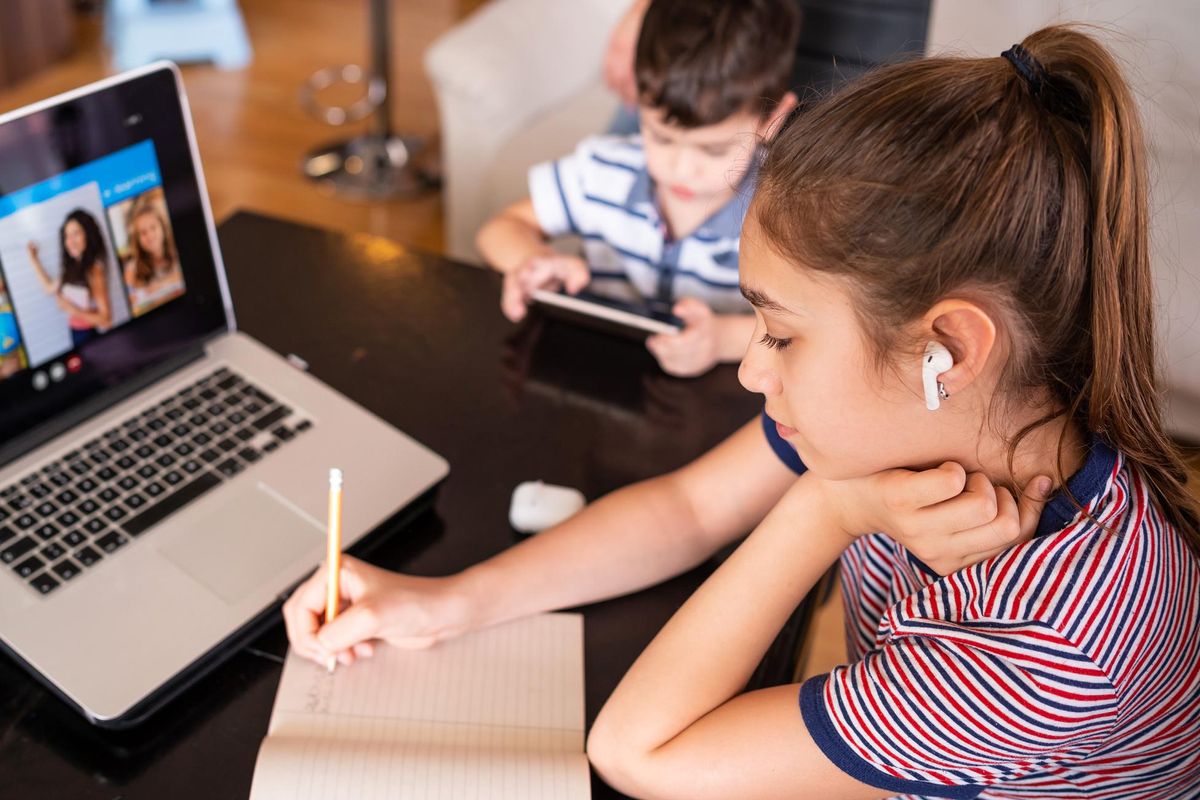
3,1,1199,682
0,0,485,254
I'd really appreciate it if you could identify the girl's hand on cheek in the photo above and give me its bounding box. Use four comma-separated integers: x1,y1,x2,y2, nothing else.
823,464,1054,575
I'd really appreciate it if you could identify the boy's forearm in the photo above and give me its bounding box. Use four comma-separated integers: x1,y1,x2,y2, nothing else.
715,314,756,363
476,215,551,274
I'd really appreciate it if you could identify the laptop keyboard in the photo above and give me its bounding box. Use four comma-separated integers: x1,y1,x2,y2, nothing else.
0,366,313,597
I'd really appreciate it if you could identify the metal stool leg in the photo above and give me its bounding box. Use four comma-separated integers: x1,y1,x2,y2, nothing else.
300,0,434,200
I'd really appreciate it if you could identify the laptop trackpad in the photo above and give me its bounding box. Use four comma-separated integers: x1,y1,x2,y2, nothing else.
159,486,324,605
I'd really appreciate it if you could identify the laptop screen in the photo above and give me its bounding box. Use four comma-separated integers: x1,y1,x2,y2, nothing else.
0,66,229,454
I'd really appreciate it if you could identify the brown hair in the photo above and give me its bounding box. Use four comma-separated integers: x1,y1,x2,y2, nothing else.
126,194,177,286
635,0,800,128
754,25,1200,552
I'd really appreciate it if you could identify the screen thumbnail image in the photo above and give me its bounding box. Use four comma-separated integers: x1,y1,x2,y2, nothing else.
107,186,185,318
0,182,133,366
0,275,27,379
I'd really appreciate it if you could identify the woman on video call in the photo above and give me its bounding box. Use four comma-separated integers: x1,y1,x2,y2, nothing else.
26,208,114,348
123,194,183,315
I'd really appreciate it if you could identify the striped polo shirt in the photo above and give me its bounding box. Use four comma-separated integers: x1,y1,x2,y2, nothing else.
761,413,1200,798
527,134,755,314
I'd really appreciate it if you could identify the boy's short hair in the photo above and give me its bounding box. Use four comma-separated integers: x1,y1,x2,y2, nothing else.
635,0,801,128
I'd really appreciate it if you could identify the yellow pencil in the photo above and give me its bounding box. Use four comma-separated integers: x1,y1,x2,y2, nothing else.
325,467,344,673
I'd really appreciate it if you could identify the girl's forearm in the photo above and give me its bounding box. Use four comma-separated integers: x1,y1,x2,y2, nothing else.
591,473,852,756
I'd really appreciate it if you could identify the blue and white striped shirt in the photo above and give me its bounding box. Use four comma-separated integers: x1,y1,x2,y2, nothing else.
528,134,756,314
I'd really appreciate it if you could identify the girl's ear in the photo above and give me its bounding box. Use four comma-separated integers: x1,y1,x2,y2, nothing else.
760,92,798,141
923,299,998,398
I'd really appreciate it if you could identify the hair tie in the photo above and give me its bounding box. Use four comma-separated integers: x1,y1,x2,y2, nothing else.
1001,44,1047,96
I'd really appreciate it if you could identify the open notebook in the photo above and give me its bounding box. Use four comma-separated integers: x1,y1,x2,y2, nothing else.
249,613,589,799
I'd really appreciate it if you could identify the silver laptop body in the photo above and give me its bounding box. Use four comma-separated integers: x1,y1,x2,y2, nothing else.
0,63,448,725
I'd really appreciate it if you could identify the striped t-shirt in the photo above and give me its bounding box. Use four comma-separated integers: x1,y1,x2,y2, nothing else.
527,134,755,314
761,413,1200,798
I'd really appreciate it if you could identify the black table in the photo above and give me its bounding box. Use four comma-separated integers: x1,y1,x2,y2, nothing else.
0,211,771,799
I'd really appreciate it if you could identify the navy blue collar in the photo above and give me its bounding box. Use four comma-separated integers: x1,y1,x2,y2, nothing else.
1033,433,1118,538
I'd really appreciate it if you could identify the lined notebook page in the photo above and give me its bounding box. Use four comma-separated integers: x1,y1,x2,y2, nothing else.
249,613,589,800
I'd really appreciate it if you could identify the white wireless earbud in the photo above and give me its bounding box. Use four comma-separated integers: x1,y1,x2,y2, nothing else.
922,341,953,411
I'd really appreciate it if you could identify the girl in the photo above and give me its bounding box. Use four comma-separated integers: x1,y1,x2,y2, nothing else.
587,25,1200,798
123,194,184,316
27,208,113,347
284,25,1199,798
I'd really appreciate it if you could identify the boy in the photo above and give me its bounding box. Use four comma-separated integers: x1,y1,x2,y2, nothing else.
476,0,799,377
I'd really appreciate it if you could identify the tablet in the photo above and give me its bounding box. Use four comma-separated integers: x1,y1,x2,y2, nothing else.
531,288,683,340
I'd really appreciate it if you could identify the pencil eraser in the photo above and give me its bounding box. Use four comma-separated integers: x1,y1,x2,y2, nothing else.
329,468,343,488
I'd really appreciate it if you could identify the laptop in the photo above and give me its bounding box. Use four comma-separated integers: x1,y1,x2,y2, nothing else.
0,63,449,727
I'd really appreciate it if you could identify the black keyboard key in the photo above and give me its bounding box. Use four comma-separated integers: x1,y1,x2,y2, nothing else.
15,513,36,530
234,428,255,442
35,501,57,517
217,459,243,478
2,537,36,563
200,449,222,464
238,447,261,463
34,523,59,541
96,531,127,553
104,506,128,522
154,434,173,449
182,397,201,410
217,438,238,453
41,542,65,561
296,420,312,434
155,453,176,468
216,374,240,391
229,412,246,425
253,405,290,432
116,455,136,470
145,481,166,497
136,465,158,479
123,472,220,537
8,496,32,512
28,483,51,499
248,387,275,405
128,428,148,442
110,440,130,453
126,493,147,510
272,426,295,442
173,441,194,456
99,487,119,503
0,508,7,524
117,476,139,491
55,489,78,505
77,478,99,493
198,388,218,400
0,525,13,545
76,546,101,567
243,401,263,416
147,418,167,431
165,408,185,420
193,431,212,446
52,560,81,581
162,472,183,487
57,510,80,527
91,449,112,463
63,449,80,462
135,445,155,459
20,473,39,485
209,403,226,417
63,530,86,548
181,460,201,474
14,556,43,578
211,422,229,435
262,440,280,453
78,498,100,515
84,518,106,535
96,467,118,482
68,460,91,476
48,472,71,487
30,573,59,595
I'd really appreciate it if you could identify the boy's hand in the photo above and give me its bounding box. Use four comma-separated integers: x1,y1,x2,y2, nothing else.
501,254,590,322
820,464,1054,575
645,298,722,377
282,555,473,668
603,0,649,106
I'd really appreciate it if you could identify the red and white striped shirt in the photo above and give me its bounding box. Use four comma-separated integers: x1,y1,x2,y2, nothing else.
763,414,1200,798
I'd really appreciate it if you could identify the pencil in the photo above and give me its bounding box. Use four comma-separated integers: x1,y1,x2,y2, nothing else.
325,467,343,673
